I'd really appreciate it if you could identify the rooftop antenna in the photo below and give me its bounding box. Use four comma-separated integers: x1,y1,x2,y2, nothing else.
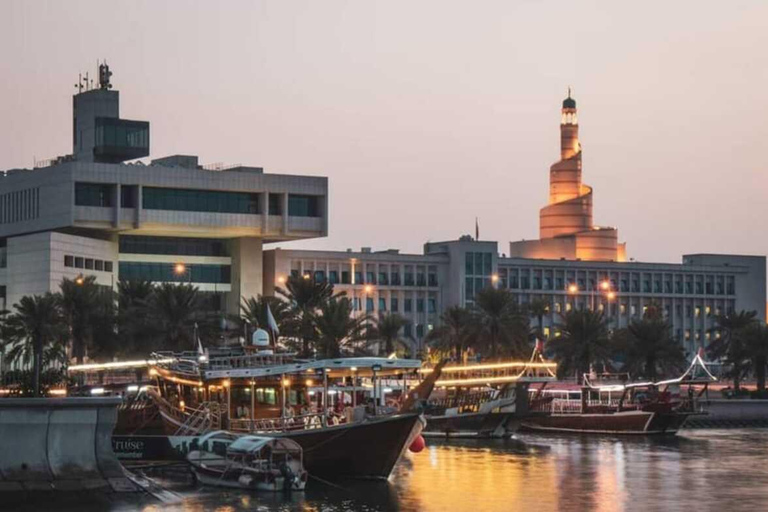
98,60,113,90
74,73,84,93
567,86,572,98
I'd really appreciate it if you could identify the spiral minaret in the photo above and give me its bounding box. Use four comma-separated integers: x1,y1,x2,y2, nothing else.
509,92,626,262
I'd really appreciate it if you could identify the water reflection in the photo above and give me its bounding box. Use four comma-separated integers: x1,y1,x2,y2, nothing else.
18,430,768,511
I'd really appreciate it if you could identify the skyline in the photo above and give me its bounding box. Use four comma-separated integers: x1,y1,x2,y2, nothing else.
2,1,767,264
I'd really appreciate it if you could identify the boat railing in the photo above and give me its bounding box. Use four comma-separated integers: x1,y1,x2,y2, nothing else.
174,401,224,436
428,390,496,413
206,353,298,371
229,410,348,433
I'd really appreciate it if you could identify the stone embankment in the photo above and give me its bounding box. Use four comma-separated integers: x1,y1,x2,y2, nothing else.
687,399,768,428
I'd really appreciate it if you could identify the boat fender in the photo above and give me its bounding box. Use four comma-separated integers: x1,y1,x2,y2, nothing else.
409,435,426,453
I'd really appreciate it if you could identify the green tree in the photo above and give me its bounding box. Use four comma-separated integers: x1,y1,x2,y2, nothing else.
369,313,413,357
277,276,341,356
742,322,768,393
150,283,204,351
547,309,612,383
708,310,758,392
3,294,64,396
312,297,370,358
240,295,292,336
528,297,550,341
473,287,530,358
60,276,112,363
613,306,685,381
116,279,157,357
425,306,477,361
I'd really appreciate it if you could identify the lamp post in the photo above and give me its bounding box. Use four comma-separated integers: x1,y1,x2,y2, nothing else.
174,262,191,284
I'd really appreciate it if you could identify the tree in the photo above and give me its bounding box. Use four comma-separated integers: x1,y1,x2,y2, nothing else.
547,309,612,383
613,306,685,381
473,287,530,358
425,306,477,361
277,276,341,356
369,313,413,357
150,283,204,352
60,275,111,363
312,297,370,358
3,294,64,396
708,310,758,392
742,323,768,393
528,297,550,341
116,279,157,357
240,295,292,337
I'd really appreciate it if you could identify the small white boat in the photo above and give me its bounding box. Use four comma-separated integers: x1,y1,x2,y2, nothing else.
187,431,307,491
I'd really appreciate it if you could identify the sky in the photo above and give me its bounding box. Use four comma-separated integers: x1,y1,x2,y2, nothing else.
1,1,767,263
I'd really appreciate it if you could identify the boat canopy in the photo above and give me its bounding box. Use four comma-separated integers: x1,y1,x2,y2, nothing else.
204,357,422,380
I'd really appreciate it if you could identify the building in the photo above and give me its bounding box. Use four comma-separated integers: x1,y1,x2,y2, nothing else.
509,91,626,262
0,64,328,315
264,93,766,356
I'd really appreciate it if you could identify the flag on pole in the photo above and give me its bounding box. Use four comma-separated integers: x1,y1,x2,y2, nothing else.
266,304,280,337
475,217,479,241
195,322,204,355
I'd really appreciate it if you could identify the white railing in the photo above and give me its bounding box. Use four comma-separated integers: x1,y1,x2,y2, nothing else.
229,411,348,433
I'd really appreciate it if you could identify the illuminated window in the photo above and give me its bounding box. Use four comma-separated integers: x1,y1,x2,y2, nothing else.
695,307,701,318
543,327,551,338
566,302,572,312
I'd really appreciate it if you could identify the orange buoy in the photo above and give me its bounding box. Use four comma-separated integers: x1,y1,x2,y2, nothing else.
409,434,426,453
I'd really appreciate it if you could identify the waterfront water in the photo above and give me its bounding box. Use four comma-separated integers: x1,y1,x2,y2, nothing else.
21,429,768,512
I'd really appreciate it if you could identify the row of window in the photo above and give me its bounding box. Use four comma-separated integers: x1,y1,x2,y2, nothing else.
499,269,736,296
118,262,231,284
548,300,733,319
64,255,114,272
75,183,322,218
119,236,230,257
0,187,41,224
349,296,437,314
465,252,493,277
291,269,438,287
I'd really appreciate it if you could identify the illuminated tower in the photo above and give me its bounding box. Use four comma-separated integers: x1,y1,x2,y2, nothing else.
540,91,593,239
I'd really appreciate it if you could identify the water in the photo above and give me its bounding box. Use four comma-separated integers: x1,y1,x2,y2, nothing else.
19,430,768,512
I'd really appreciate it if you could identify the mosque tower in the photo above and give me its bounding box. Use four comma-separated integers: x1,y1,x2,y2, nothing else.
509,91,626,262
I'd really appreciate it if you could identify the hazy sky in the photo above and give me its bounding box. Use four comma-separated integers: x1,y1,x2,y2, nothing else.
2,1,767,263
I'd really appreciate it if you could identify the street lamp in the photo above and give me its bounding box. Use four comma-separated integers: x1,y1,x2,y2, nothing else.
174,262,191,283
75,274,85,286
491,274,499,288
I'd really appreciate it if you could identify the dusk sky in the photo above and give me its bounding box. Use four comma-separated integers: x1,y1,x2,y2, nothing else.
2,1,767,264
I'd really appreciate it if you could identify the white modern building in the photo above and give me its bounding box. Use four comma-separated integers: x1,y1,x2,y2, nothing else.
0,64,328,315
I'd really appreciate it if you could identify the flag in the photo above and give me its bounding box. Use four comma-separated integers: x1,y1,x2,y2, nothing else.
475,217,479,240
266,304,280,337
194,322,204,355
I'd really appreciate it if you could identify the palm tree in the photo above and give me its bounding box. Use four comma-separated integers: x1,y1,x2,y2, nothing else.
708,310,758,392
528,297,550,341
742,323,768,393
547,309,612,383
60,275,105,363
116,279,157,357
3,294,64,396
473,287,530,358
312,297,370,358
369,313,413,357
277,276,341,356
425,306,477,362
240,295,292,334
150,283,204,351
613,306,685,381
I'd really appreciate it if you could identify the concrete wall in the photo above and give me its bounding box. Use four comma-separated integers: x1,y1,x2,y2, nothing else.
0,397,134,492
227,237,263,315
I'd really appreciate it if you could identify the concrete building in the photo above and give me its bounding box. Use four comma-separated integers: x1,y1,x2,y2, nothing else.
0,64,328,316
264,240,765,356
509,92,626,262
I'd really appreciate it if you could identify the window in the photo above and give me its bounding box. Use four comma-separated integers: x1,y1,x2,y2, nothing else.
416,324,425,338
143,187,259,214
353,298,361,311
416,272,426,286
404,299,413,312
75,257,84,269
314,270,325,282
391,298,399,312
120,236,229,257
64,255,74,267
268,194,282,215
366,272,376,284
404,271,414,286
428,298,436,313
118,262,230,283
416,299,425,313
379,298,386,311
341,271,350,284
465,252,473,275
428,273,438,287
354,271,363,284
378,272,388,285
104,261,113,272
85,258,94,270
95,260,104,271
75,183,113,207
288,195,320,217
329,271,338,284
391,271,401,286
366,298,374,312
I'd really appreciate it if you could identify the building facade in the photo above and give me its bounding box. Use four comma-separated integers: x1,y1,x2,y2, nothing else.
0,64,328,315
265,240,766,356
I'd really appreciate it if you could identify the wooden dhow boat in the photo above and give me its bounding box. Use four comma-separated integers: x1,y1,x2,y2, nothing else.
521,350,715,435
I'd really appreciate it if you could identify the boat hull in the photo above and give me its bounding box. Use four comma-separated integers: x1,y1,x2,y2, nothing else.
114,413,424,480
520,410,691,435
